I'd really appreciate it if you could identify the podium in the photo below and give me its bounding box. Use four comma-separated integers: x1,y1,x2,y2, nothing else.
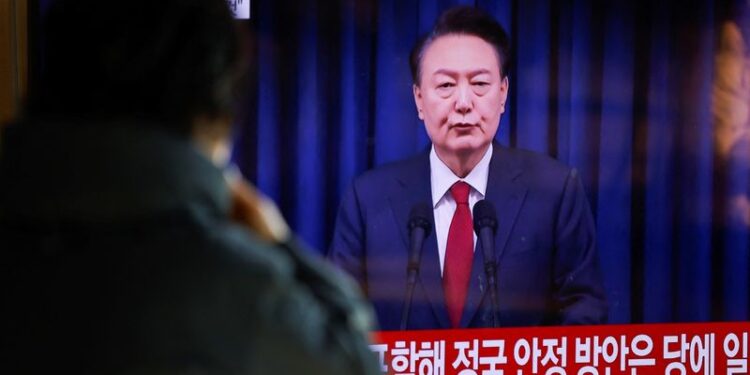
372,322,749,374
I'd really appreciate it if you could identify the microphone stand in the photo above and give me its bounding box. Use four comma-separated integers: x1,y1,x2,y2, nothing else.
474,200,500,328
401,204,431,330
401,258,419,331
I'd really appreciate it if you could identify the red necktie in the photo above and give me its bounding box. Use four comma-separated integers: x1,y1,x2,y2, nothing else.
443,181,474,328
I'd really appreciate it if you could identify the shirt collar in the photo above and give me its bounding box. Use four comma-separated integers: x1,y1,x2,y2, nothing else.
429,144,492,207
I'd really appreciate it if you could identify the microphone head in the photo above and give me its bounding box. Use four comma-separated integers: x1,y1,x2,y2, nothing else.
473,199,498,234
408,202,432,237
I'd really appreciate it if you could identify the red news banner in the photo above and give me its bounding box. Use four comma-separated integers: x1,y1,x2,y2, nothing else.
372,322,749,375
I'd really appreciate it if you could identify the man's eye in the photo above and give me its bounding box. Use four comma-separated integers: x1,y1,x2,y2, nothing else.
473,82,489,86
437,82,454,89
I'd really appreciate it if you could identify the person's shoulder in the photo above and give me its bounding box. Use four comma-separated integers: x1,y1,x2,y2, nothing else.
353,152,428,185
185,220,379,373
193,217,371,318
197,219,295,277
496,145,575,181
492,145,583,197
347,152,431,205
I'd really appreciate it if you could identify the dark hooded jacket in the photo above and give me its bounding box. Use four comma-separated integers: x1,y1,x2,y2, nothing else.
0,121,379,374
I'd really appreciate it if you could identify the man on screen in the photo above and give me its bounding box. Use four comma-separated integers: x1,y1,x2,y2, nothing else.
329,6,607,330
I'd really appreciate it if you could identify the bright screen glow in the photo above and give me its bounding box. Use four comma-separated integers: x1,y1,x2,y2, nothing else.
227,0,249,19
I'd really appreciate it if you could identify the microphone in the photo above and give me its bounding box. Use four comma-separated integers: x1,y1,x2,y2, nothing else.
473,199,500,327
400,203,432,330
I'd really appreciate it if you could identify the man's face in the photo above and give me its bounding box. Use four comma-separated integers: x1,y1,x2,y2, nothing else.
413,34,508,158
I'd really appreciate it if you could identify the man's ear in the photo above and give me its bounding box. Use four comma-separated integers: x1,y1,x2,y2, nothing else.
499,76,509,114
413,84,424,120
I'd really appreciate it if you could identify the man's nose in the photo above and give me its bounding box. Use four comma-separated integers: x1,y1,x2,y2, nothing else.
454,84,472,114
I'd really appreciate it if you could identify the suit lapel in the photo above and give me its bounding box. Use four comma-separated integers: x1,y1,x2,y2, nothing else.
388,152,451,329
460,144,528,327
486,145,528,262
459,234,488,327
417,225,451,327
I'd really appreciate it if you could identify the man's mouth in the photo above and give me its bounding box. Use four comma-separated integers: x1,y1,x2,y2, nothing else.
450,123,477,129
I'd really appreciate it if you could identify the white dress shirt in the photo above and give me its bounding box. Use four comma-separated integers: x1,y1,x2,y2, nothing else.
430,144,493,276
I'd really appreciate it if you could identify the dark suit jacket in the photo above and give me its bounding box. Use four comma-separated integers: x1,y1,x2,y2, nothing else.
329,144,608,330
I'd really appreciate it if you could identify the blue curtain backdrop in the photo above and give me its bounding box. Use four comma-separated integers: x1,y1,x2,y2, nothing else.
231,0,750,324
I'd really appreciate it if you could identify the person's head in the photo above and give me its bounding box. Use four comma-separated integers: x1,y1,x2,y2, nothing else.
410,6,510,167
28,0,246,139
